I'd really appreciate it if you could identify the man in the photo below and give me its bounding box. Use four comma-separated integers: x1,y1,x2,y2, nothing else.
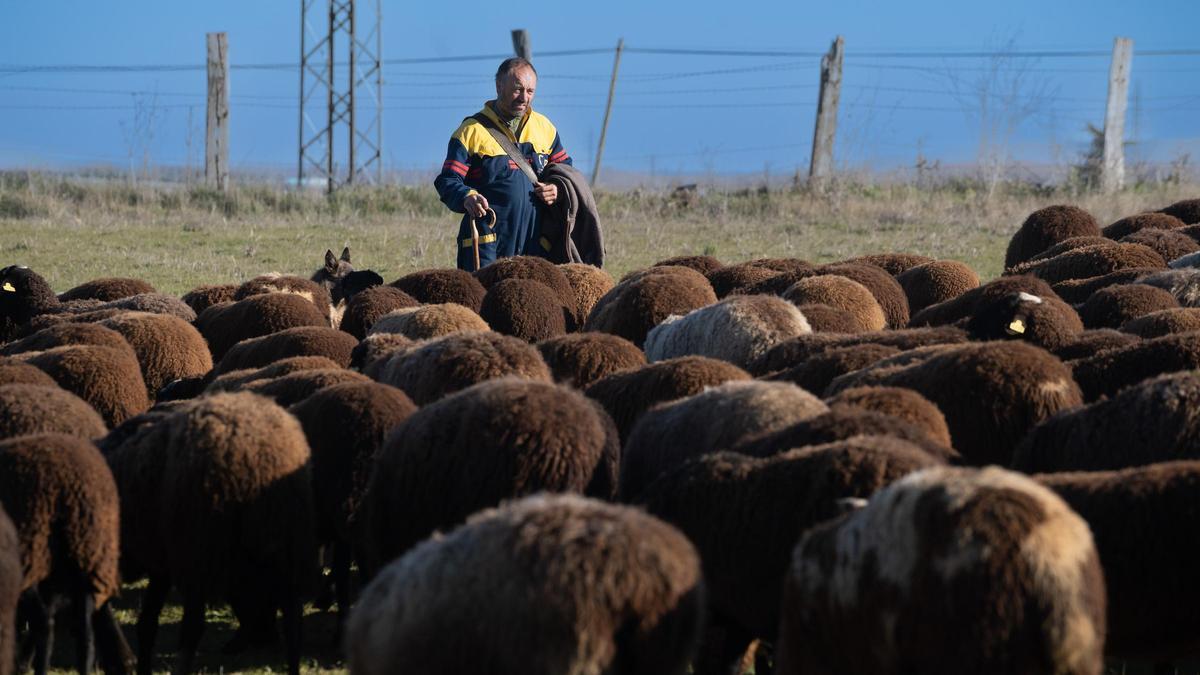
434,57,572,271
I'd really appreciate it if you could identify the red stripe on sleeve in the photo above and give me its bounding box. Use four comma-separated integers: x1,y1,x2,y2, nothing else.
443,160,468,176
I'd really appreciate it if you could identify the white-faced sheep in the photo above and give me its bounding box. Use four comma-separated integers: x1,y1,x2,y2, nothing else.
1037,461,1200,666
644,294,811,369
347,494,704,675
102,392,315,675
777,465,1106,675
638,437,943,674
59,277,156,303
390,267,486,312
619,380,829,501
781,275,885,332
585,356,751,443
336,285,420,339
374,330,550,405
587,266,718,347
479,277,575,341
365,303,490,341
194,293,330,362
1005,204,1102,268
362,378,618,574
0,383,107,441
537,332,646,389
895,260,980,315
1070,331,1200,401
1013,370,1200,473
17,344,149,428
0,433,132,675
212,325,358,376
829,341,1082,466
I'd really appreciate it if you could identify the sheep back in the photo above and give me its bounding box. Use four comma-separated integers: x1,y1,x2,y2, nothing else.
782,275,885,332
390,268,486,312
59,277,156,303
537,332,646,389
376,330,549,405
479,278,573,341
1070,332,1200,401
586,267,717,347
895,260,980,315
214,325,358,375
338,285,421,339
558,263,615,328
195,293,329,362
98,311,212,399
826,385,952,448
1103,212,1186,239
20,344,149,428
644,294,811,369
0,383,107,441
1005,204,1102,268
366,303,490,341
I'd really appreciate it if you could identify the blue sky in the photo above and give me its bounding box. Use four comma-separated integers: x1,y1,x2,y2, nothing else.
1,1,1197,181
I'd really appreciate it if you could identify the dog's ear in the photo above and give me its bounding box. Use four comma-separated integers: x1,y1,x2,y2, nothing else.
340,246,351,263
325,249,338,272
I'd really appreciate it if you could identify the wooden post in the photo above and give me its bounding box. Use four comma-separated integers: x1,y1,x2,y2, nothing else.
808,36,844,187
592,38,624,188
511,29,531,60
1102,37,1133,193
205,32,229,192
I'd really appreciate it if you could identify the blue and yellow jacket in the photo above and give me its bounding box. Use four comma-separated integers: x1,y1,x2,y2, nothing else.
434,102,572,270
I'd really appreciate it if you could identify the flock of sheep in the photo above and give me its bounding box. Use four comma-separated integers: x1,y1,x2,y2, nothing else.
1,196,1200,675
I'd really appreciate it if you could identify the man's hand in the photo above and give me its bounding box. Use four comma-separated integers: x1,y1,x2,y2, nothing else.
463,193,489,218
534,182,557,206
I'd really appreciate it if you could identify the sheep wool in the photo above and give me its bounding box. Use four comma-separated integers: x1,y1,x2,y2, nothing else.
59,277,156,303
99,311,212,399
762,343,900,396
910,275,1057,327
213,325,358,376
895,260,980,315
1103,211,1187,240
705,263,784,298
1007,243,1165,285
479,277,574,341
558,262,615,327
1051,267,1163,305
1051,328,1140,362
653,255,724,275
19,344,149,428
0,504,18,675
390,267,486,312
825,385,952,448
243,368,372,407
1076,283,1180,330
0,358,57,388
1005,204,1102,268
778,466,1106,675
1120,229,1200,263
337,285,421,339
537,331,646,389
376,330,551,405
587,266,718,347
0,383,107,441
348,494,704,675
843,252,935,276
195,293,330,363
782,275,884,332
1158,198,1200,225
644,294,811,369
473,255,576,312
180,283,238,314
366,303,490,341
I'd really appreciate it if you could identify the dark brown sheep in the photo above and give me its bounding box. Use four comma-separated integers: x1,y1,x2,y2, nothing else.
347,494,704,675
1037,462,1200,665
243,368,372,407
586,266,718,347
618,380,829,501
180,284,238,315
0,357,57,387
473,255,576,311
19,344,149,428
965,291,1084,351
558,263,615,327
1076,283,1179,329
792,303,866,332
638,437,942,674
0,504,18,675
213,324,357,375
0,383,107,441
350,333,415,375
653,255,724,275
1158,198,1200,225
537,331,646,389
1007,242,1166,285
0,266,65,341
644,294,813,369
910,275,1058,326
824,345,961,394
479,277,574,341
1051,267,1163,304
842,252,935,276
1004,204,1102,268
584,356,751,443
740,257,812,273
363,379,617,572
99,312,213,399
1120,307,1200,338
815,263,911,329
1051,328,1140,362
103,392,315,675
0,433,129,674
59,277,156,302
1,321,130,356
1070,332,1200,401
389,267,486,312
705,263,783,298
289,381,417,629
206,355,346,393
731,405,959,463
831,341,1082,466
1013,371,1200,473
895,260,980,315
375,330,550,405
763,343,900,395
234,274,333,325
194,293,330,362
748,326,969,376
1023,236,1115,263
778,466,1106,675
783,275,886,331
337,285,420,339
1103,211,1187,239
92,292,197,323
826,385,953,448
1120,228,1200,263
366,303,490,340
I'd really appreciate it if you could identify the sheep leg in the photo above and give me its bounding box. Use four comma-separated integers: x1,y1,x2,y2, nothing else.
94,602,136,675
31,592,59,675
280,589,302,675
331,539,353,644
173,590,206,675
72,592,95,675
16,589,39,671
136,575,170,675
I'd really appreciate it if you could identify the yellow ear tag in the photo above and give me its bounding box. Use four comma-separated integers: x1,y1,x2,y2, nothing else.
1,282,14,292
1007,318,1026,335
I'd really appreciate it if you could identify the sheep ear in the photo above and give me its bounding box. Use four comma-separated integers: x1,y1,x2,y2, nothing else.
835,497,868,515
324,249,337,271
340,246,351,263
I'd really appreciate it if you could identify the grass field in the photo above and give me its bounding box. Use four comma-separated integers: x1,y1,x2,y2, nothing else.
5,171,1197,674
2,172,1195,296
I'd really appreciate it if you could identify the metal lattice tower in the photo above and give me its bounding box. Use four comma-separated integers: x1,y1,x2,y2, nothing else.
299,0,382,193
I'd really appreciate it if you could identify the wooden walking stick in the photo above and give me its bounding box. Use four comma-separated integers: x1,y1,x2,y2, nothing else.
470,208,497,272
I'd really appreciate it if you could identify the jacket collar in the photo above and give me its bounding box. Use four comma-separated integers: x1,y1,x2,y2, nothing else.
480,101,531,141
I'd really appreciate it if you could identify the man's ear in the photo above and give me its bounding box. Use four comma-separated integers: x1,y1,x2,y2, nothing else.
324,249,337,271
340,246,351,263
